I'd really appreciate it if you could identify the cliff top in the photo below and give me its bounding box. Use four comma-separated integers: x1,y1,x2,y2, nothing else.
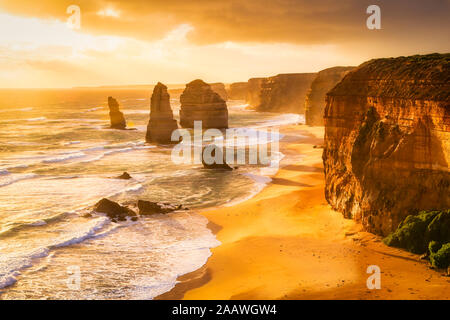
329,53,450,101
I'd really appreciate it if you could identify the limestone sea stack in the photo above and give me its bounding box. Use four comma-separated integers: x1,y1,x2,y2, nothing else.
246,78,265,107
179,79,228,129
146,82,178,144
256,73,317,113
323,53,450,236
305,66,355,126
107,96,126,129
228,82,248,100
209,82,228,101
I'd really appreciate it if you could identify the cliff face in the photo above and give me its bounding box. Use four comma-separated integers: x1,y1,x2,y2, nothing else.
228,82,248,100
305,66,354,126
180,79,228,129
323,54,450,236
146,82,178,144
256,73,317,113
209,82,228,101
107,96,126,129
246,77,265,107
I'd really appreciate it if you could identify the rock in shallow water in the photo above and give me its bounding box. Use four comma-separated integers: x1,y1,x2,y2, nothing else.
107,97,126,130
93,198,136,221
137,200,182,215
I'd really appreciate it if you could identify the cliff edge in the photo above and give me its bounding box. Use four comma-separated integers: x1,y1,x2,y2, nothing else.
323,53,450,235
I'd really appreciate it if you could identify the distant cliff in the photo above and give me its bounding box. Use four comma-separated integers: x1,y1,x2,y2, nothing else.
323,53,450,235
228,82,248,100
305,66,354,126
180,79,228,129
246,78,265,107
209,83,228,101
256,73,316,113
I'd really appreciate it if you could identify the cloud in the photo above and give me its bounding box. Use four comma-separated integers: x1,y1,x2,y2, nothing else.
0,0,448,50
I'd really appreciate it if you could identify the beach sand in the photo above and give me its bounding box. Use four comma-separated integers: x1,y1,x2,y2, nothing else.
157,125,450,300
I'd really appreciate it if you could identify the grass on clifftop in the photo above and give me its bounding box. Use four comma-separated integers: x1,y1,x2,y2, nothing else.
384,210,450,269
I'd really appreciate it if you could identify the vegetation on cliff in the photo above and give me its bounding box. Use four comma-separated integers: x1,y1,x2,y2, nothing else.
384,210,450,268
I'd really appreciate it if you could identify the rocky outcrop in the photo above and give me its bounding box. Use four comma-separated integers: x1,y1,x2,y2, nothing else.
246,78,265,107
202,144,233,170
323,53,450,236
305,66,355,126
146,82,178,144
209,82,228,101
115,172,131,180
93,198,137,221
137,200,182,215
108,97,126,129
256,73,317,113
228,82,248,100
179,80,229,129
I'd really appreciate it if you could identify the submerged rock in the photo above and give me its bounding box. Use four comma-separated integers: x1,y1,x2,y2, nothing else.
202,144,233,170
107,97,126,129
146,82,178,144
116,172,132,180
137,200,181,215
93,198,136,221
180,79,228,129
323,53,450,236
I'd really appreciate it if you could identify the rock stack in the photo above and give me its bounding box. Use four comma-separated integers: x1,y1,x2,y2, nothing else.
146,82,178,144
108,96,126,129
323,53,450,236
256,73,317,113
179,79,228,129
305,66,354,126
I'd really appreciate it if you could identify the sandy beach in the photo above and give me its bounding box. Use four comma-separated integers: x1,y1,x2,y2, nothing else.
158,124,450,300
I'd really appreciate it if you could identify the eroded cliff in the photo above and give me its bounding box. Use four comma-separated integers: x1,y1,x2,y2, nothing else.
256,73,316,113
305,66,354,126
107,96,126,129
228,82,248,100
246,77,265,107
323,53,450,235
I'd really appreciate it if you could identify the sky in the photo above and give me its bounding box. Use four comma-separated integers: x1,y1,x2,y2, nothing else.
0,0,448,88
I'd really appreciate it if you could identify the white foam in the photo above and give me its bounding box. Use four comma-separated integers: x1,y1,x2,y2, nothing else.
42,152,86,163
0,173,37,188
26,117,47,122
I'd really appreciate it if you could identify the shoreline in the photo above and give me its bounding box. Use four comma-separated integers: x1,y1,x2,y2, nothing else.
157,124,450,300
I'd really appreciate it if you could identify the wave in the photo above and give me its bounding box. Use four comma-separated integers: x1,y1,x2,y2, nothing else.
42,152,86,164
26,117,47,122
83,107,102,113
0,173,37,188
0,217,114,290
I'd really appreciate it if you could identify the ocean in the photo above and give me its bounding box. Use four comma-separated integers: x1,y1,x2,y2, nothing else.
0,88,302,299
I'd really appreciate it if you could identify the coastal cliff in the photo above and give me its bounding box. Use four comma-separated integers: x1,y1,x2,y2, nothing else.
256,73,317,113
305,66,354,126
146,82,178,144
179,79,229,129
323,53,450,236
228,82,248,100
209,82,228,101
246,77,265,107
107,96,126,129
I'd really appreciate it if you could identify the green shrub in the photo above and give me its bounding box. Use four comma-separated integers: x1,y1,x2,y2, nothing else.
383,211,440,253
430,243,450,269
428,240,442,254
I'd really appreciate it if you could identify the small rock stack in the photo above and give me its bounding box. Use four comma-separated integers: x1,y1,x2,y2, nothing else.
108,96,126,129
